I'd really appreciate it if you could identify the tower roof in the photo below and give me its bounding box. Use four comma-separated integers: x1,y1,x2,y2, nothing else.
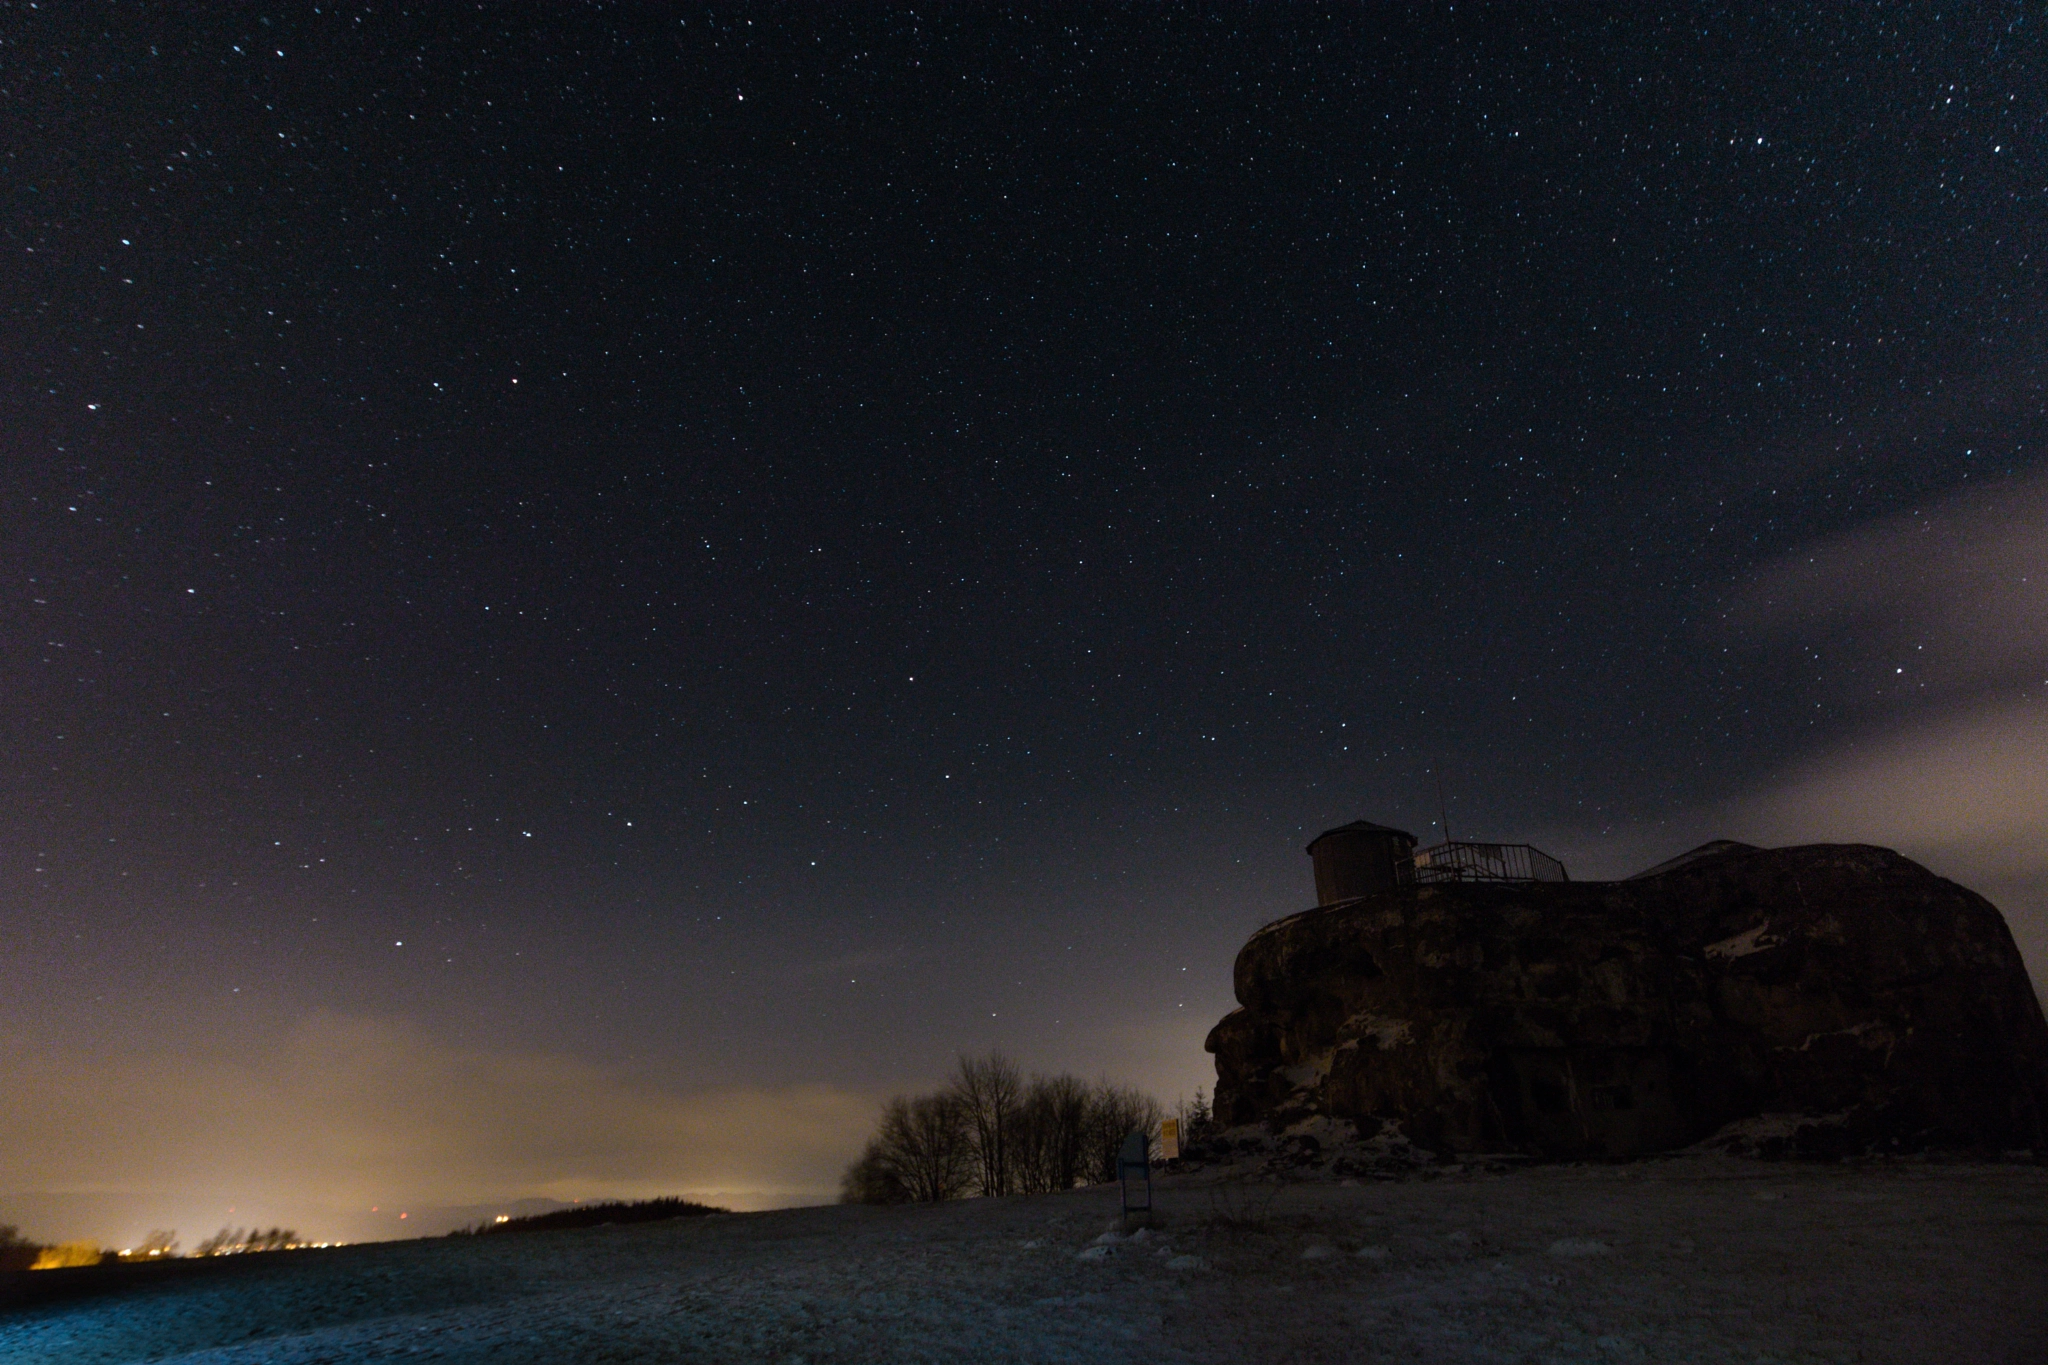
1306,819,1420,854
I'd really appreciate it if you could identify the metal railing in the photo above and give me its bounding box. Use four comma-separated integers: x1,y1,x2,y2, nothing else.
1411,840,1568,884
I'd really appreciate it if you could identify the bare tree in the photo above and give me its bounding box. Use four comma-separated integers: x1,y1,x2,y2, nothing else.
1045,1073,1095,1190
872,1092,973,1203
195,1227,244,1256
1010,1081,1057,1196
1085,1081,1164,1184
839,1139,911,1205
193,1226,295,1255
130,1229,179,1259
841,1062,1164,1205
1011,1073,1094,1194
951,1052,1023,1197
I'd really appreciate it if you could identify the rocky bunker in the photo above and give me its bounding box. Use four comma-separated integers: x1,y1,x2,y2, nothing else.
1207,829,2048,1159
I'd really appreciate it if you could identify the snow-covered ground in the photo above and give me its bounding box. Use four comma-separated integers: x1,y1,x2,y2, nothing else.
2,1155,2042,1363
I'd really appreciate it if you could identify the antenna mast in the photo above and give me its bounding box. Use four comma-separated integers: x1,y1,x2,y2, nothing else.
1435,766,1453,845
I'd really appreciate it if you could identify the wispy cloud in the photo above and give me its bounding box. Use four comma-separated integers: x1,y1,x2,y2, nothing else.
1728,468,2048,704
1733,701,2048,880
1716,469,2048,992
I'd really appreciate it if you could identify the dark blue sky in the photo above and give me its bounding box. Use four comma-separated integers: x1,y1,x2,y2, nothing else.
3,4,2043,1234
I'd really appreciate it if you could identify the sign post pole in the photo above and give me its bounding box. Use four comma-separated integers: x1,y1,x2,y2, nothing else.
1117,1130,1152,1215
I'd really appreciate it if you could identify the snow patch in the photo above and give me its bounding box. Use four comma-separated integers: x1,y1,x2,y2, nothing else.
1279,1115,1357,1146
1342,1012,1416,1050
1689,1110,1857,1157
1704,920,1784,959
1278,1048,1337,1090
1782,1020,1884,1052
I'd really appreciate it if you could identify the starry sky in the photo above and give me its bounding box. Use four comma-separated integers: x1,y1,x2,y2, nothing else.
4,5,2046,1243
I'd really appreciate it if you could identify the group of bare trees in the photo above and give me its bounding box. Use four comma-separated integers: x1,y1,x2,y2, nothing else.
193,1226,297,1256
841,1052,1164,1204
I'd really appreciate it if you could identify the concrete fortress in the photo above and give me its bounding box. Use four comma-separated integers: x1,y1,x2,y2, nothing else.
1206,833,2048,1157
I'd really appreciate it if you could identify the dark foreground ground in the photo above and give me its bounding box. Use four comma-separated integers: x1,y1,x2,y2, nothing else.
2,1156,2043,1363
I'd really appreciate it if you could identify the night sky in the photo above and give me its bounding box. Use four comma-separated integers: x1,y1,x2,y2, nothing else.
5,5,2046,1243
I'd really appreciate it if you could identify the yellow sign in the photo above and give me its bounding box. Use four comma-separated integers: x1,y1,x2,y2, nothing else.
1159,1117,1180,1160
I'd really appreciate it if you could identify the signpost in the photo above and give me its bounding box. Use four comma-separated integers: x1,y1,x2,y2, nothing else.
1117,1130,1152,1214
1159,1117,1180,1161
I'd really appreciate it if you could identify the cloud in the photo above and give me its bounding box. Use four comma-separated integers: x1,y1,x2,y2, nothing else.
1720,698,2048,1006
1733,699,2048,879
1715,469,2048,994
1728,468,2048,702
0,1012,876,1241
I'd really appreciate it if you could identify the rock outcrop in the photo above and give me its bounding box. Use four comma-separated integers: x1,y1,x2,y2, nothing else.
1205,842,2048,1158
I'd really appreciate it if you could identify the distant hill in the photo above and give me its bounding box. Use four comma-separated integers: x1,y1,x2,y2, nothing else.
465,1197,723,1235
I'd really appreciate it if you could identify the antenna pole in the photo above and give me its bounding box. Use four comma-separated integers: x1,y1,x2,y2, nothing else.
1435,767,1453,845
